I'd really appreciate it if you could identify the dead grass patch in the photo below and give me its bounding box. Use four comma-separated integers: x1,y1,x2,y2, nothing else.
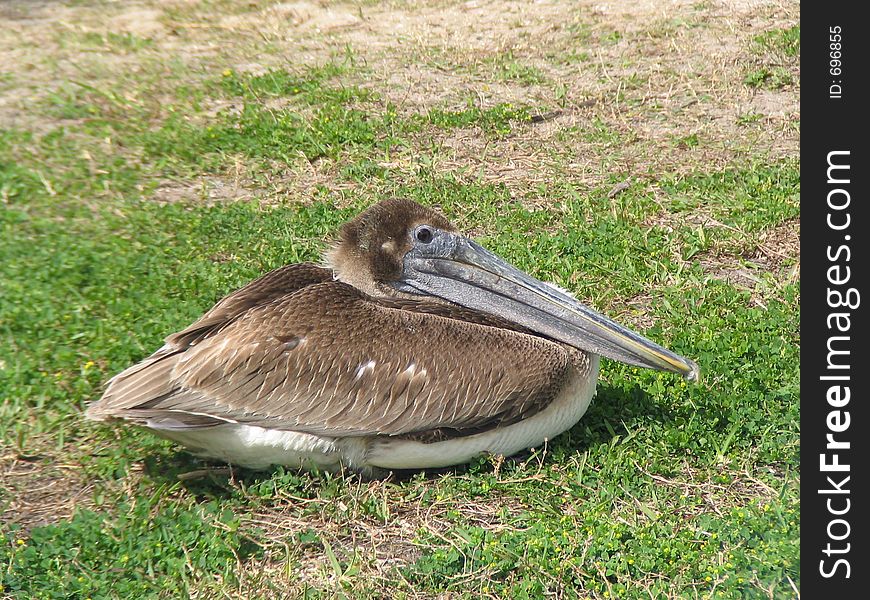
698,217,798,289
0,449,95,532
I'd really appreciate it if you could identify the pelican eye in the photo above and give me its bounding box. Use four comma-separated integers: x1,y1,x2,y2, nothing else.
415,226,434,244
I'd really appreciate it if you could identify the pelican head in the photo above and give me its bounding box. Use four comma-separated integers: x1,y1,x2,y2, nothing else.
328,199,699,381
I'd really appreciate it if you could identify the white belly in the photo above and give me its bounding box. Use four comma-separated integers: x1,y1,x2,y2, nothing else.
156,356,599,472
157,425,346,471
364,355,599,469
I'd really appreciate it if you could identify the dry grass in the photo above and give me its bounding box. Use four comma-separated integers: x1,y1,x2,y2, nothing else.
0,452,95,531
1,0,799,201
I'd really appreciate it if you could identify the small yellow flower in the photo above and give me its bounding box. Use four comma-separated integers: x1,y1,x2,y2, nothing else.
222,69,232,77
16,539,25,545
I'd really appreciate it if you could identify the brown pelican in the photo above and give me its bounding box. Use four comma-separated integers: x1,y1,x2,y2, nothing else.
86,199,698,475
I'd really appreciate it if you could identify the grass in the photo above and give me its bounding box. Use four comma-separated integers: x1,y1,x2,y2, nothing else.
485,51,548,85
744,25,800,90
752,25,800,58
75,31,156,52
743,67,793,90
5,494,252,598
138,65,532,174
1,1,799,598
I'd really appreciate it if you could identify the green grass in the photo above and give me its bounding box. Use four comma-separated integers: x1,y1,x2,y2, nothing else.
1,5,799,598
744,26,800,89
5,493,253,598
76,31,156,52
486,51,548,85
752,25,800,57
1,140,799,597
136,66,532,174
743,67,793,90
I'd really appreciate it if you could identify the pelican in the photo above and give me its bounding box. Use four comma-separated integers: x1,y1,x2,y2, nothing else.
86,199,698,476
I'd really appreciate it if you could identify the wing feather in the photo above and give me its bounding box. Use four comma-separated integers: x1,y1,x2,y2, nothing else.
88,263,577,438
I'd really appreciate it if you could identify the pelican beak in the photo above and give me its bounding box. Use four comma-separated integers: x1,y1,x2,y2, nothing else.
400,231,700,381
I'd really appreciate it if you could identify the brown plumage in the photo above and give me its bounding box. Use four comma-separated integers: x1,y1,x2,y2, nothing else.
90,263,582,436
87,198,697,473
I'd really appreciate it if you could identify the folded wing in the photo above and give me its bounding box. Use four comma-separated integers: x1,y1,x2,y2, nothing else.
87,263,577,438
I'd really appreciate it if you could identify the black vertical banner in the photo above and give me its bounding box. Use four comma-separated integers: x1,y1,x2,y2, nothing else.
803,5,869,597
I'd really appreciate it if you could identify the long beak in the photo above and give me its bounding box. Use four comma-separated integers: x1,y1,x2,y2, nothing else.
402,234,700,381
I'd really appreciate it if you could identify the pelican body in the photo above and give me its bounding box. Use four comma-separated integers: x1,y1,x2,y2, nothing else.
87,199,698,475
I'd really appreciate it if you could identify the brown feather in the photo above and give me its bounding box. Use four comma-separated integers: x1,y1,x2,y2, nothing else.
88,263,582,439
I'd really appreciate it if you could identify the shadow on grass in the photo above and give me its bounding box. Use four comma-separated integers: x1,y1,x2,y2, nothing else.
563,380,694,448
